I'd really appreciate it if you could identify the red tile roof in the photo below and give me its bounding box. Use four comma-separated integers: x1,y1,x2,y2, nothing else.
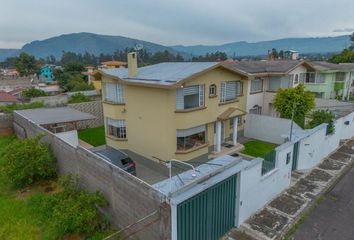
0,91,18,102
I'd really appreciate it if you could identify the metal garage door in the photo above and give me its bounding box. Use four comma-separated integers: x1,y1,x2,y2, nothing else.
177,175,237,240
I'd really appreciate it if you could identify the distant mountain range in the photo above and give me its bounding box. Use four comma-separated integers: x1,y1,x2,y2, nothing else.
0,33,351,61
170,36,351,57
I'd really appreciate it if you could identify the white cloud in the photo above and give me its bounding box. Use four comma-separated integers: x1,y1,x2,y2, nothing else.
0,0,354,48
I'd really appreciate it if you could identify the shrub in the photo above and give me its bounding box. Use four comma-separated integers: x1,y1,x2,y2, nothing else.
307,110,335,135
68,92,92,104
22,87,47,98
28,175,108,237
0,135,56,188
0,102,45,113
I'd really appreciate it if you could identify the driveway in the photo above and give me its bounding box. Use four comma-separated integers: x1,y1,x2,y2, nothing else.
292,162,354,240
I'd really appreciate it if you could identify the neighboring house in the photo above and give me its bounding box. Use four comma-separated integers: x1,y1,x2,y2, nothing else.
0,91,18,105
306,62,354,100
39,65,54,83
98,61,127,69
225,60,316,116
8,88,24,98
94,52,250,163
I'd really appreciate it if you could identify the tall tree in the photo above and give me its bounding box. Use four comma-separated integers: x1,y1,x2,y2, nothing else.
14,52,40,76
273,84,315,127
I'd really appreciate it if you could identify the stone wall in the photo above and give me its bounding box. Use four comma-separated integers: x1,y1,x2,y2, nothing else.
68,100,104,129
13,112,171,240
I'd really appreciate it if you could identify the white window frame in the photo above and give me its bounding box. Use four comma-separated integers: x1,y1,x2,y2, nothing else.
250,78,263,93
209,84,217,97
220,81,242,103
176,85,205,110
103,82,125,104
106,118,127,139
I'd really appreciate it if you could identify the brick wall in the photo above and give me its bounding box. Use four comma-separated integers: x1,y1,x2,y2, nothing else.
13,112,171,240
68,100,104,129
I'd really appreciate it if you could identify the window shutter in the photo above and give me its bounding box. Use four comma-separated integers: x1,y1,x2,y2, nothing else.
176,125,206,137
225,81,237,100
183,86,199,95
176,88,184,110
220,82,226,102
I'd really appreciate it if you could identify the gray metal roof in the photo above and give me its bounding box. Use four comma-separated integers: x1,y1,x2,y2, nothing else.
311,61,354,72
101,62,219,85
224,60,305,74
15,107,96,125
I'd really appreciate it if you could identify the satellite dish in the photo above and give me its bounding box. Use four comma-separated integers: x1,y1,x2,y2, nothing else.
134,43,144,51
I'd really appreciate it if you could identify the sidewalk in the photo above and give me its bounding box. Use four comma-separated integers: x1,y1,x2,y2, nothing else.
224,138,354,240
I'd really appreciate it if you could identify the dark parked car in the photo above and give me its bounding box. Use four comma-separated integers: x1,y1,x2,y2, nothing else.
93,147,136,175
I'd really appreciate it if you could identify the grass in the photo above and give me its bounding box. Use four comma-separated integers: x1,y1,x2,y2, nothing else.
241,140,277,158
0,135,113,240
78,126,106,147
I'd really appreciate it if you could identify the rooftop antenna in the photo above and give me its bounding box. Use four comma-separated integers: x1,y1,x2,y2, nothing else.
134,43,144,66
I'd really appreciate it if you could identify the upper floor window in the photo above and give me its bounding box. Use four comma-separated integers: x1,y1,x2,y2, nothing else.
336,72,346,82
176,85,204,110
104,82,124,103
294,74,299,84
220,81,242,103
106,118,126,139
250,78,263,93
209,84,217,97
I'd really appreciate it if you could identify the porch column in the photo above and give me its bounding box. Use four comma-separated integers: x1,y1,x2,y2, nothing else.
216,121,222,152
232,117,238,146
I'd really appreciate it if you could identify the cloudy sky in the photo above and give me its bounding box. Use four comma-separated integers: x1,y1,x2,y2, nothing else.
1,0,353,48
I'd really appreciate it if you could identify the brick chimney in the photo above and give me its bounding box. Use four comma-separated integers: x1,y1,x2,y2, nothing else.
128,52,138,77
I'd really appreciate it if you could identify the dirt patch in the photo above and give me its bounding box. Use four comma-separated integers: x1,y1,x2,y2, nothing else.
337,145,354,155
269,194,306,216
287,178,318,198
329,152,351,162
0,127,13,136
16,181,62,200
247,209,288,239
226,229,256,240
305,169,332,182
63,234,85,240
318,158,345,171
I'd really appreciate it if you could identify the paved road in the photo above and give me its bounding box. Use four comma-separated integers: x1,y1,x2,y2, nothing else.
292,164,354,240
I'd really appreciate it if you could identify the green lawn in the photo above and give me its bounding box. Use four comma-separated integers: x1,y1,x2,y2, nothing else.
241,140,277,158
0,135,113,240
78,126,106,147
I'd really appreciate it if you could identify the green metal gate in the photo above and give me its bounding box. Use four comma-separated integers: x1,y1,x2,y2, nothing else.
177,175,237,240
292,141,300,171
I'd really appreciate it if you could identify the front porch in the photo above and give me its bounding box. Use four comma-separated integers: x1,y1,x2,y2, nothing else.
208,141,245,159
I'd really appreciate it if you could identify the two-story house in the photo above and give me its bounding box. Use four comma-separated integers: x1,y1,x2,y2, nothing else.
304,62,354,100
225,60,316,116
39,65,54,83
93,53,250,163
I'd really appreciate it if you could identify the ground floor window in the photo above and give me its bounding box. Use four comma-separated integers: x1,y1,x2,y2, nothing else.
177,125,206,151
249,105,262,115
106,118,126,139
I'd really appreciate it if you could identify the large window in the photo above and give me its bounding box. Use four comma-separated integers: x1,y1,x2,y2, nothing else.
106,118,126,139
220,81,242,103
250,78,263,93
104,82,124,103
249,105,262,115
336,72,346,82
176,85,204,110
177,125,206,151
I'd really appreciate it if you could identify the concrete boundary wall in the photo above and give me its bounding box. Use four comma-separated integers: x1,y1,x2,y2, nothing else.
0,113,13,128
244,114,301,144
13,111,171,240
238,142,294,225
297,111,354,170
68,100,103,129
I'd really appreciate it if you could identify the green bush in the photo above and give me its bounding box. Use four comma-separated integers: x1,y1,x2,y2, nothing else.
0,136,56,188
307,110,335,135
22,87,47,98
0,102,45,113
68,92,92,104
28,175,108,237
